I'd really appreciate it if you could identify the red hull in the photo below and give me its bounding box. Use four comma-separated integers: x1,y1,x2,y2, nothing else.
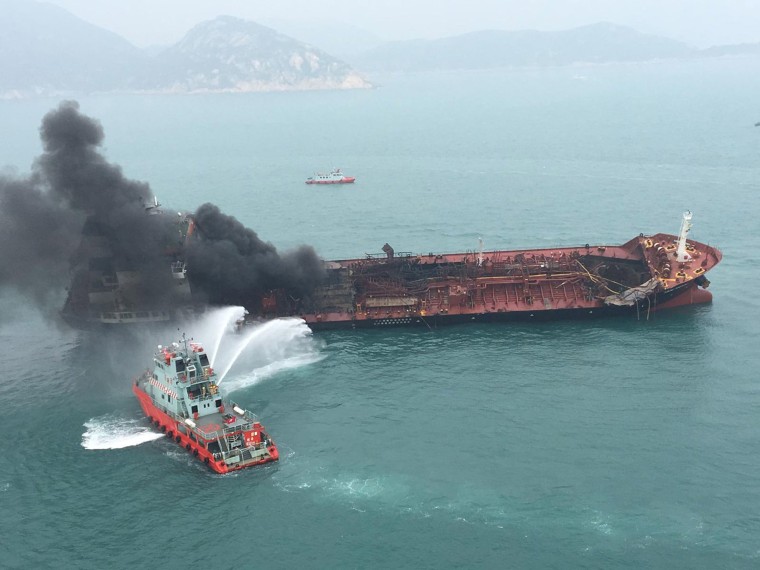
305,178,355,185
132,384,279,474
259,233,722,330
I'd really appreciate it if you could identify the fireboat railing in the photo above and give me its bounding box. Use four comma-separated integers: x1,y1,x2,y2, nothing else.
185,392,216,402
230,402,259,424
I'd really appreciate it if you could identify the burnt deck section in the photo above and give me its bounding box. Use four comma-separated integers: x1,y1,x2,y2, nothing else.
253,233,722,329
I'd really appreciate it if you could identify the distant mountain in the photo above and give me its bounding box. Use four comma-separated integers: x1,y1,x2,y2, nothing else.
0,3,370,97
148,16,371,93
353,23,695,72
699,42,760,58
2,2,758,99
0,0,148,96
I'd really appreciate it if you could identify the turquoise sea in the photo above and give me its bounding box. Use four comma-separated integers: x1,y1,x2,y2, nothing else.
1,57,760,568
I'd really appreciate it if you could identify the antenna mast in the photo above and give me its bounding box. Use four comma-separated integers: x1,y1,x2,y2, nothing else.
675,211,693,262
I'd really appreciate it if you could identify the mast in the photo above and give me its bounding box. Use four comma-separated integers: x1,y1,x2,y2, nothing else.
675,211,693,262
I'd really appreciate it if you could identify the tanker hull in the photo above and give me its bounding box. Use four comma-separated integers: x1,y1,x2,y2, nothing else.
264,231,722,330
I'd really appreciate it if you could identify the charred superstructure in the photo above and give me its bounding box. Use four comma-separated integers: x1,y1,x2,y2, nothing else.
61,209,198,326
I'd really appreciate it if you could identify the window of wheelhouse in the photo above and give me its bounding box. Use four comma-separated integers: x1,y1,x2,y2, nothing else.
199,354,209,367
175,359,186,373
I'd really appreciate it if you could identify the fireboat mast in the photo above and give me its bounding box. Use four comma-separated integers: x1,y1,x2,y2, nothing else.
675,211,693,262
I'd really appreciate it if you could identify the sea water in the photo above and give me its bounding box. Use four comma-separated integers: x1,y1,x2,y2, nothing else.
1,57,759,568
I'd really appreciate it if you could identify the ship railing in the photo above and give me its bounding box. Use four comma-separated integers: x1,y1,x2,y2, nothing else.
213,434,269,458
194,424,221,438
185,391,215,402
363,251,414,260
230,401,259,424
219,421,253,438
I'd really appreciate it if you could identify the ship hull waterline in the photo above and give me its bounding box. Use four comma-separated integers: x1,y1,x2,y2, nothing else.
301,281,713,331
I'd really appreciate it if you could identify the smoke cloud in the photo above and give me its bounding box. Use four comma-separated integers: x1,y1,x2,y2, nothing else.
186,203,324,307
0,101,324,322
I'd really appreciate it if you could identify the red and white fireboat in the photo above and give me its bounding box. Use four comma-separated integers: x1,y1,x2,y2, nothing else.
133,336,279,473
305,168,355,184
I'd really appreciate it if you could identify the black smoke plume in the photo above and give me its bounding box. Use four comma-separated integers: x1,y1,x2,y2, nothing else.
0,101,324,322
186,204,324,307
0,100,174,316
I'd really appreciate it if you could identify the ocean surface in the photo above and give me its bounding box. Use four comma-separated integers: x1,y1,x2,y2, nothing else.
1,58,760,568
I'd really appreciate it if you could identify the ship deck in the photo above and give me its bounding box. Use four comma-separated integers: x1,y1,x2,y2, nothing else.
135,378,259,440
192,410,254,439
331,243,640,269
293,233,722,327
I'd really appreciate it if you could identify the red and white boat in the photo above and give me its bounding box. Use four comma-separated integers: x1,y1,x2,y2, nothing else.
305,168,355,185
133,335,278,473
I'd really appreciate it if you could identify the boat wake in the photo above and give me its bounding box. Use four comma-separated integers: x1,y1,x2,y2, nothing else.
81,414,163,450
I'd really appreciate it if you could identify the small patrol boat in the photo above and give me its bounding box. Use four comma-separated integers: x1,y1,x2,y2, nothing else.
133,336,279,473
305,168,355,184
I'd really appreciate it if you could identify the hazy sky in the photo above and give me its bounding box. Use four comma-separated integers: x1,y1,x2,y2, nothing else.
36,0,760,48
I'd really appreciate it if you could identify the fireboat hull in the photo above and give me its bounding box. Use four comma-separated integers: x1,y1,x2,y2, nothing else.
305,178,355,185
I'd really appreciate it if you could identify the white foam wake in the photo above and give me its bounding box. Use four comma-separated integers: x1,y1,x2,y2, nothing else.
81,415,163,450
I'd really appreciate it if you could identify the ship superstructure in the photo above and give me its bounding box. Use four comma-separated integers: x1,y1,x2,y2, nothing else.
61,205,198,327
133,336,278,473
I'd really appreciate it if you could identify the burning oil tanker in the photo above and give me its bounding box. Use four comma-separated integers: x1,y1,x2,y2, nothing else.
61,208,721,330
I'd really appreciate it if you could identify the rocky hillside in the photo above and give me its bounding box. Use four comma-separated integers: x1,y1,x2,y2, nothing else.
0,2,370,97
148,16,371,93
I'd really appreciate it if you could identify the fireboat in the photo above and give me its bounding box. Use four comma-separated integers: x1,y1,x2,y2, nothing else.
133,336,279,473
305,168,355,184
